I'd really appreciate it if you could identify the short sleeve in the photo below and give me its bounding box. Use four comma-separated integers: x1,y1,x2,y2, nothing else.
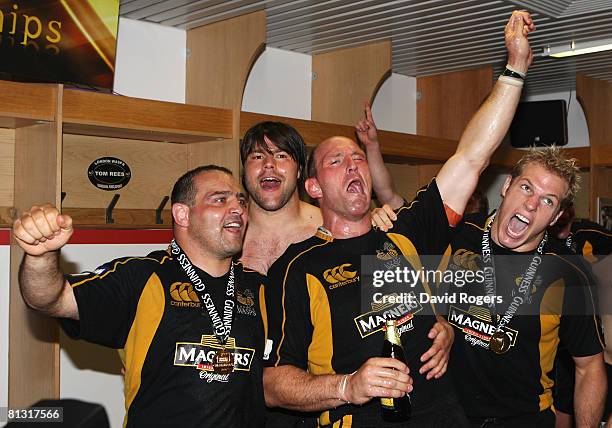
265,257,313,369
59,256,152,349
558,264,604,358
392,179,453,255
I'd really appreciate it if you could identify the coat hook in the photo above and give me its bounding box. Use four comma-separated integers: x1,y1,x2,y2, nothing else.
156,196,169,224
106,194,120,224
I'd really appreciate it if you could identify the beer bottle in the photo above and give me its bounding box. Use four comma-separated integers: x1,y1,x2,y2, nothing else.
380,319,411,422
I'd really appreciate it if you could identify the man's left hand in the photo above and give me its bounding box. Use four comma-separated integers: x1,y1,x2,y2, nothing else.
419,317,454,380
356,102,379,148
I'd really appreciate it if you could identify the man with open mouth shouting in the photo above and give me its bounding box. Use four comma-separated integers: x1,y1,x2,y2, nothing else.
263,10,539,428
445,147,606,428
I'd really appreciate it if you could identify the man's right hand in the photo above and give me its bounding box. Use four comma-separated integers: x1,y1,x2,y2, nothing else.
13,204,73,256
505,10,535,73
344,357,412,405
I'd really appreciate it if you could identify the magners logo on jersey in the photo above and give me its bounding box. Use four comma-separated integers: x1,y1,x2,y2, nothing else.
448,305,518,350
174,335,255,372
323,263,358,289
354,294,422,338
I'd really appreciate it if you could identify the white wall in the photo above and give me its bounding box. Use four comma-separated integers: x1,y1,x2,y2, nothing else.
0,242,9,409
59,243,166,428
113,18,186,103
372,73,417,134
242,47,312,120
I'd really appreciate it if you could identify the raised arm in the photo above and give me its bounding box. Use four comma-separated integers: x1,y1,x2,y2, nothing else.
573,353,606,427
436,10,535,214
356,102,404,210
13,204,78,319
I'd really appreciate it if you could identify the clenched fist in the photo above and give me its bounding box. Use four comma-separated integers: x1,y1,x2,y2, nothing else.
13,204,73,256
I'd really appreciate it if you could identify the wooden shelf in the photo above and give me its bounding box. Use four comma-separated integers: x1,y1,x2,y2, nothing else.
241,111,592,169
61,208,173,229
63,89,233,143
592,145,612,167
241,111,457,164
0,81,57,125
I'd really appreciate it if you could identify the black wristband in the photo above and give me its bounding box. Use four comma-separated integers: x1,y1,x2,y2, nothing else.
502,67,525,80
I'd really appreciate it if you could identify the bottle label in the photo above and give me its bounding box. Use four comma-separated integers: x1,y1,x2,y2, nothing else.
381,398,395,408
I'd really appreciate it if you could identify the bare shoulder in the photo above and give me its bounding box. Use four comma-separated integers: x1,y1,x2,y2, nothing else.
299,201,322,228
241,202,321,274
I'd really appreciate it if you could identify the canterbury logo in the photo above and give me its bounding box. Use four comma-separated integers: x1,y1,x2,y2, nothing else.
323,264,357,284
170,282,201,307
452,249,480,271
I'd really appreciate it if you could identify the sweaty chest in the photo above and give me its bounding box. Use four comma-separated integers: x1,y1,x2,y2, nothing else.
243,228,314,273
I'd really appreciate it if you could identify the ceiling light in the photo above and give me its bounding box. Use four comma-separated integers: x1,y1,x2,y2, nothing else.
542,38,612,58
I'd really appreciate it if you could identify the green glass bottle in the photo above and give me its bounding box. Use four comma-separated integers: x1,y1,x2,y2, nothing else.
380,319,411,422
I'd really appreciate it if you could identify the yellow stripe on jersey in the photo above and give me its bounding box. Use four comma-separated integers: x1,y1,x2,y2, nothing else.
387,233,437,315
123,273,165,427
71,255,171,288
320,410,331,426
581,241,597,263
329,414,353,427
538,278,565,411
434,244,453,290
259,283,268,341
306,274,334,376
464,213,497,233
550,254,605,348
276,241,331,366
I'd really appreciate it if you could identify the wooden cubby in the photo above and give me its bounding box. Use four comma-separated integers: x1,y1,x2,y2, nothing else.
2,79,233,407
0,80,233,230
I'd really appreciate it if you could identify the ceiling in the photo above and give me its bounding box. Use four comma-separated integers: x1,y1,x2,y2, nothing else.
119,0,612,96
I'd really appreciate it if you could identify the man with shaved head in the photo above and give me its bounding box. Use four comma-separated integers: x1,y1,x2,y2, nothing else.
263,11,536,427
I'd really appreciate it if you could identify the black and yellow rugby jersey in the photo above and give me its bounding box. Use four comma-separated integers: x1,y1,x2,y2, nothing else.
446,213,604,419
571,219,611,262
552,219,610,415
266,180,459,426
60,249,267,428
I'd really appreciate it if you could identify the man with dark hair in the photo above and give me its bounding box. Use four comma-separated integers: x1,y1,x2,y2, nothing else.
240,115,401,275
13,166,267,427
444,146,606,427
263,11,536,427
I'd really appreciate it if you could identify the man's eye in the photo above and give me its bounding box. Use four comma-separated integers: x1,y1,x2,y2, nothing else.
214,197,226,203
520,184,530,192
251,154,263,160
276,153,288,159
542,198,553,206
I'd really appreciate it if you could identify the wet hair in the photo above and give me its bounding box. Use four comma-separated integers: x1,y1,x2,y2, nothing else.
510,146,580,210
240,121,307,189
171,165,233,206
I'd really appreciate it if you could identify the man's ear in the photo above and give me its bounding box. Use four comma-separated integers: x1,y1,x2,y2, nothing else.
500,175,512,198
549,209,564,227
305,177,322,199
172,203,190,228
